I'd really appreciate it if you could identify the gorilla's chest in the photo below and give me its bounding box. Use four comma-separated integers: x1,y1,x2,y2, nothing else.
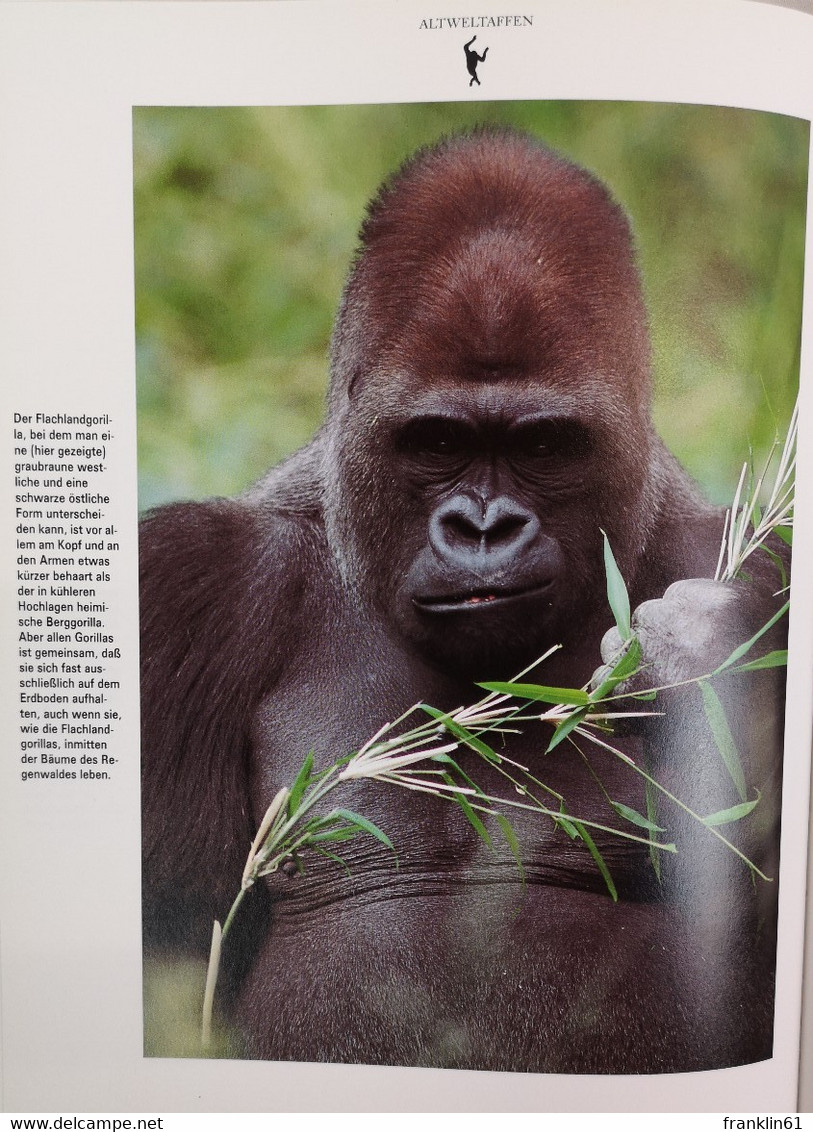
250,639,654,897
235,873,726,1073
242,655,759,1074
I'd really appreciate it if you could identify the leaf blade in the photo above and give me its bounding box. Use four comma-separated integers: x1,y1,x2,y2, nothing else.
702,797,760,827
422,705,503,762
713,600,790,675
602,530,631,641
495,813,525,883
573,820,618,902
288,750,314,817
478,681,590,706
546,707,588,752
590,637,643,701
732,650,788,673
610,799,665,833
440,771,493,849
699,681,747,801
331,808,396,852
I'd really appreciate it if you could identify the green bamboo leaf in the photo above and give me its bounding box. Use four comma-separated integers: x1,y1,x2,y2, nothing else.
760,545,788,590
312,847,351,876
699,681,747,801
590,637,642,701
495,813,525,883
331,808,396,852
645,778,662,882
702,797,760,827
609,799,665,833
609,636,642,680
556,814,579,839
546,707,588,752
774,525,793,547
478,681,590,706
732,650,788,673
301,813,342,833
308,827,358,843
421,705,502,762
573,820,618,902
288,750,314,816
555,800,579,840
432,754,488,796
418,704,452,724
713,600,790,674
309,765,337,783
602,530,631,641
441,772,492,848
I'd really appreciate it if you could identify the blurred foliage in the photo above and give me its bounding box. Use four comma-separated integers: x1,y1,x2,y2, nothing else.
134,103,808,510
144,957,242,1058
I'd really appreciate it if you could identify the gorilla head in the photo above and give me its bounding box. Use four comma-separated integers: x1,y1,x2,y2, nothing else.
321,129,664,675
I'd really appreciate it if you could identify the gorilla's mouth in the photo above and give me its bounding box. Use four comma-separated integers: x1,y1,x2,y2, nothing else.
413,581,553,615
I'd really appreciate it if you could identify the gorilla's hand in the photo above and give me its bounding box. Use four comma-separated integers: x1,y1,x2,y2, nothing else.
591,576,785,806
593,578,758,695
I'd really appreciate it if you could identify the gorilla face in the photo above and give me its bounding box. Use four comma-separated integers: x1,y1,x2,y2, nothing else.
385,387,597,672
327,366,653,676
322,131,660,676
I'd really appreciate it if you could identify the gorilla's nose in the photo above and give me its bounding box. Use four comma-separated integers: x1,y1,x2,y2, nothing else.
429,494,540,568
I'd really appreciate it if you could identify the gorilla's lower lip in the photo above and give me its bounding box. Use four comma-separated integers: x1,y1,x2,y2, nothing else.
413,582,552,614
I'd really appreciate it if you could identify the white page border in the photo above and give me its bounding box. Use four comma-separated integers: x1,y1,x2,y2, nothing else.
1,0,812,1113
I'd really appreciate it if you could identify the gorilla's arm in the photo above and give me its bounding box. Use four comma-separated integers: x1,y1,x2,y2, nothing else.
139,498,303,953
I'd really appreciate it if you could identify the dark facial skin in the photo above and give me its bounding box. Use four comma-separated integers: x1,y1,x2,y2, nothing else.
140,128,787,1074
380,388,592,674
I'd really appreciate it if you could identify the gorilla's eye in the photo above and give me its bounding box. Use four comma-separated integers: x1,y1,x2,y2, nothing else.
396,417,472,460
512,418,592,461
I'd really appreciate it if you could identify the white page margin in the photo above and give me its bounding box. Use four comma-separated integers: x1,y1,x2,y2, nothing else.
1,0,812,1113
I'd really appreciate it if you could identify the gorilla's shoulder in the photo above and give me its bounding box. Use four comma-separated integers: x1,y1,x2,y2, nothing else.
141,475,324,578
139,491,327,682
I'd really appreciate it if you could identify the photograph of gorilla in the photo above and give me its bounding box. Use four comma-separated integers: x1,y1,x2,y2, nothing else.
139,122,797,1074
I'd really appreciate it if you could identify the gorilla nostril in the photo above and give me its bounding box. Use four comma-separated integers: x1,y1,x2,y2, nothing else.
487,513,528,545
442,512,483,544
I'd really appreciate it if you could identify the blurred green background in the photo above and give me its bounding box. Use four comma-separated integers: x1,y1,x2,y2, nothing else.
134,102,808,512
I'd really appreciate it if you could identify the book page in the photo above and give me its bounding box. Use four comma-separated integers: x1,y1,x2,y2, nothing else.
1,0,812,1115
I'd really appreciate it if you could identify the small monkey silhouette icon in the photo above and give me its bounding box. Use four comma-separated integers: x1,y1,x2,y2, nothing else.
464,36,488,85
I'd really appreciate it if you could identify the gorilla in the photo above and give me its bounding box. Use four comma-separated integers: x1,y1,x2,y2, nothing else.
140,128,788,1074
